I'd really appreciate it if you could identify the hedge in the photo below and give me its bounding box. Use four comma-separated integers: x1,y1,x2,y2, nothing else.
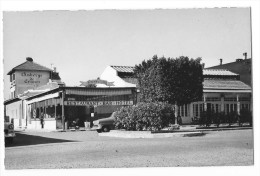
114,102,175,131
198,109,252,127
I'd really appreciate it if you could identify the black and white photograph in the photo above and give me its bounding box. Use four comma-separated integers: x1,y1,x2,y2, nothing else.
1,1,260,176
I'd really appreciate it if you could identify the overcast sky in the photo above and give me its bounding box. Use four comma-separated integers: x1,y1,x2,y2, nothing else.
3,8,251,100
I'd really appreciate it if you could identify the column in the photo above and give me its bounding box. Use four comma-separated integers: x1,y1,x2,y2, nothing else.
174,103,178,124
221,94,224,113
203,94,207,112
62,90,65,131
54,99,57,119
237,94,240,115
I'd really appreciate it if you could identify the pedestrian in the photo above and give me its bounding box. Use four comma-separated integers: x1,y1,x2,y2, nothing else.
40,112,45,129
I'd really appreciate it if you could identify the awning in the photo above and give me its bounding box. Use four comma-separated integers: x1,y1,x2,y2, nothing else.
26,92,60,105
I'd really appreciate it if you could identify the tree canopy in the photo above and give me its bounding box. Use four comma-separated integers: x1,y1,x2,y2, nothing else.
134,55,203,106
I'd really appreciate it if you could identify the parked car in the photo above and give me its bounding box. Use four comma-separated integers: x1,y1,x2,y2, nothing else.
92,112,115,133
4,116,15,144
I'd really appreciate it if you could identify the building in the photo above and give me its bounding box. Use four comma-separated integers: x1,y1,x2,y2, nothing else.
4,57,65,129
180,69,251,124
4,60,137,130
206,53,252,86
99,65,252,124
4,60,252,130
100,65,137,87
7,57,64,99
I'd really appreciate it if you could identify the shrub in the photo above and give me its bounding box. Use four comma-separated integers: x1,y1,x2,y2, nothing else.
212,112,221,127
114,102,174,131
239,109,252,127
199,111,212,127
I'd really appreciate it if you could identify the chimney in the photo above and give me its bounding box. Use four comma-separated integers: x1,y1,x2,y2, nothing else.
243,52,247,60
26,57,33,62
53,67,57,72
220,58,223,65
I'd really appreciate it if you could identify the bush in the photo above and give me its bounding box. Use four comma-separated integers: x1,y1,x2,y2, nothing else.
114,102,175,131
239,109,252,127
212,112,221,127
199,111,212,127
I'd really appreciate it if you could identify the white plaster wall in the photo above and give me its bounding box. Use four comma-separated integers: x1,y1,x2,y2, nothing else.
100,66,136,87
5,100,23,128
27,119,56,130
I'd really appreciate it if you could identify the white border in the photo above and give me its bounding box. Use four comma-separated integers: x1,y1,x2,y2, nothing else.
1,1,259,176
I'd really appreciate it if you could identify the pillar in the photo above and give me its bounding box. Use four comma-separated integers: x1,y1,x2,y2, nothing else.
237,94,240,115
62,90,65,131
203,94,207,112
174,103,178,124
221,94,224,113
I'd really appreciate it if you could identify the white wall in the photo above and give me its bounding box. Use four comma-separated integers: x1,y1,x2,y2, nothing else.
100,66,136,87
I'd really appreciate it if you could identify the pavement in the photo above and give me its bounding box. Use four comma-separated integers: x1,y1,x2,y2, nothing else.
4,129,254,169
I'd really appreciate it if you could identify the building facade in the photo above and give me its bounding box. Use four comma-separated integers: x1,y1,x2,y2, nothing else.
99,65,252,124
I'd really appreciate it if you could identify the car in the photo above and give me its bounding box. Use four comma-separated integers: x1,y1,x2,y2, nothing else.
4,116,15,144
92,112,115,133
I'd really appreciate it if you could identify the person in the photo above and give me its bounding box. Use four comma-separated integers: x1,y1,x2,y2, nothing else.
177,115,182,125
40,112,44,129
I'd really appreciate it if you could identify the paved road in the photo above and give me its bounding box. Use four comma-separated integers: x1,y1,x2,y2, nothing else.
4,129,253,169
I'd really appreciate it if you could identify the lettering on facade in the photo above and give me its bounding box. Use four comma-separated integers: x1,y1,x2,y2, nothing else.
21,72,42,78
64,101,133,106
20,72,43,85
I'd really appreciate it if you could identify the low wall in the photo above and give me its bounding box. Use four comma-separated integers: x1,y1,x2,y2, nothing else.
27,118,56,130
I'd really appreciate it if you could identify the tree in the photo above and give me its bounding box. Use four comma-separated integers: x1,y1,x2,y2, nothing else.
134,55,203,123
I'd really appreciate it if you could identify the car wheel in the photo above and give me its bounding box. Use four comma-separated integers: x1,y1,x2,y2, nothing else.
102,126,110,132
97,129,102,133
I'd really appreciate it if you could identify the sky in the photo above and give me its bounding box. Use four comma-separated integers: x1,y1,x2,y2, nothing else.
3,8,251,100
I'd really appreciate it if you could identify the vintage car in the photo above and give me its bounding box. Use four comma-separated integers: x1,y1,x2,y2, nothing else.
92,112,115,133
4,116,15,144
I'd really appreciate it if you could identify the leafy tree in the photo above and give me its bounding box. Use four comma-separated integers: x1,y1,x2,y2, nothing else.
134,55,203,123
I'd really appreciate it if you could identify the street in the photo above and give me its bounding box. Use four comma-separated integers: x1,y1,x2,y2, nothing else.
4,129,253,169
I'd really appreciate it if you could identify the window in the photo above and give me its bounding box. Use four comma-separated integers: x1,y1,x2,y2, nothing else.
199,104,203,116
224,97,236,102
225,104,230,114
181,106,184,117
240,97,250,101
195,104,199,117
230,104,234,112
185,105,188,117
206,97,221,101
13,73,15,81
234,104,237,112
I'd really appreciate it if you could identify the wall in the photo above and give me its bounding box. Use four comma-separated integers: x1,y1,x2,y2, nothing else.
5,100,24,129
27,119,56,130
100,66,136,87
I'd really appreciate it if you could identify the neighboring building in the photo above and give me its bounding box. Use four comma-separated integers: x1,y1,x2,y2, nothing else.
206,54,252,86
4,86,137,130
4,57,65,129
7,57,64,99
180,69,251,124
100,65,137,87
100,65,252,124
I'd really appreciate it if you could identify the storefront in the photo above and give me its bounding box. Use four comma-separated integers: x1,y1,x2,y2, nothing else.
25,87,137,130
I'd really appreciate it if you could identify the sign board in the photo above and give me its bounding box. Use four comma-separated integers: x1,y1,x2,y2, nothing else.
91,113,94,117
64,101,133,106
80,78,114,87
33,109,36,118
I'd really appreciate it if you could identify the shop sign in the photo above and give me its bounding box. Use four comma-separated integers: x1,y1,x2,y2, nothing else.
80,78,114,87
33,109,36,118
64,101,133,106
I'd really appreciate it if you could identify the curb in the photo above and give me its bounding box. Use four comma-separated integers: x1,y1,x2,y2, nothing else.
98,131,204,138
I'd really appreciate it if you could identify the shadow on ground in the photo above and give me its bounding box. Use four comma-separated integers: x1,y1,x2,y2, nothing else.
5,132,77,148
